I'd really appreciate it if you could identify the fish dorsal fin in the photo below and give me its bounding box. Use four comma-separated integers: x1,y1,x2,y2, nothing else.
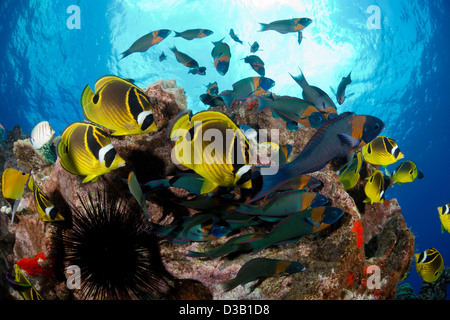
301,112,354,153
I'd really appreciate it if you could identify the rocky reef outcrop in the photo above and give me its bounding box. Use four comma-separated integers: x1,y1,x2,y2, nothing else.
0,79,418,300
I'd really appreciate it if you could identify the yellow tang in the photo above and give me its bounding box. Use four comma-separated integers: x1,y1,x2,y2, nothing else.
338,152,363,190
81,75,157,136
169,110,252,194
361,136,404,166
58,122,126,183
390,160,424,185
28,176,64,222
438,204,450,234
363,169,385,204
415,248,444,283
2,168,30,200
6,264,44,300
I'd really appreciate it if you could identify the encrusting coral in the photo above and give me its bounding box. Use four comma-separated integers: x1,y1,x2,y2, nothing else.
0,79,419,300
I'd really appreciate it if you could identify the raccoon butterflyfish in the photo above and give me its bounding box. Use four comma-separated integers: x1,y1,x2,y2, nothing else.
27,176,64,222
251,112,385,202
363,169,385,204
168,110,253,194
81,75,157,136
2,168,30,224
6,264,44,300
57,122,125,183
219,258,305,292
415,248,445,283
338,152,363,190
390,160,424,185
438,204,450,234
361,136,404,166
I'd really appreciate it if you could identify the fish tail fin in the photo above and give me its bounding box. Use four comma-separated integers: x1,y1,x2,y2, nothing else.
258,23,270,32
255,96,268,113
120,50,131,60
173,31,181,37
249,166,292,202
289,68,306,87
218,91,234,109
218,279,239,292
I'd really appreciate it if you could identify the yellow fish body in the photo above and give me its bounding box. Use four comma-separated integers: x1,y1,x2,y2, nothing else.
81,75,157,136
6,264,44,300
438,204,450,234
338,152,362,190
362,136,404,166
2,168,30,200
363,169,385,204
169,110,252,194
58,122,126,183
415,248,444,283
390,160,424,185
28,176,64,222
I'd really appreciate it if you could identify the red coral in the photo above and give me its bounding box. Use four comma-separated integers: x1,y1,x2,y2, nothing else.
351,220,364,248
17,252,53,276
346,272,355,286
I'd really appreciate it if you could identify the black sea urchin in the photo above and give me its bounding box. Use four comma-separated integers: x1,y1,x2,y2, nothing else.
62,190,167,299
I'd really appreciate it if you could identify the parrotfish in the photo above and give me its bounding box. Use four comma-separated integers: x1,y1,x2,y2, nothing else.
415,248,444,283
229,29,243,44
256,95,325,129
173,29,213,40
236,190,329,219
219,258,306,292
249,41,260,53
81,75,157,135
219,77,275,109
243,206,345,253
120,29,171,59
188,66,206,75
168,110,253,194
243,55,265,76
147,218,215,244
389,160,424,185
211,38,231,76
334,71,353,105
2,168,30,224
251,112,385,201
187,233,265,260
290,68,337,117
200,93,226,107
159,52,167,62
170,45,199,68
57,122,126,183
205,82,219,96
437,204,450,234
361,136,404,166
338,151,363,190
276,174,323,192
28,176,64,222
363,170,385,204
259,18,313,34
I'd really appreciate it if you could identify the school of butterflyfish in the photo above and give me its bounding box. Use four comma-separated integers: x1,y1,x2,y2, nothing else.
3,17,443,299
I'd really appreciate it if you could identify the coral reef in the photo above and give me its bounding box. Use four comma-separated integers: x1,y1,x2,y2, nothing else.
0,80,421,300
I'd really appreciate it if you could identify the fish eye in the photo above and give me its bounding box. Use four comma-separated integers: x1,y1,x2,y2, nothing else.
374,123,380,130
322,102,325,108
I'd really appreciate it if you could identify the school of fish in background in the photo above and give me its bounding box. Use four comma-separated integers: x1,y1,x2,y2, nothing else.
1,16,445,298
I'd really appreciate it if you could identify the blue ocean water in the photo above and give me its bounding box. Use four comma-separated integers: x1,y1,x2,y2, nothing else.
1,0,449,298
